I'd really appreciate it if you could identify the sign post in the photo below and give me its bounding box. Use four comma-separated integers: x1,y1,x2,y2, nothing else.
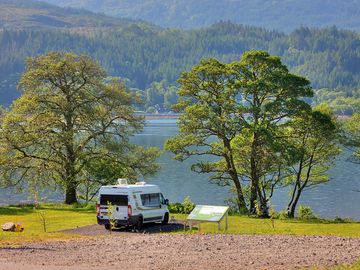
187,205,229,232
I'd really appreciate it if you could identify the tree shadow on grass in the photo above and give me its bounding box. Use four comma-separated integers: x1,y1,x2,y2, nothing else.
0,206,35,215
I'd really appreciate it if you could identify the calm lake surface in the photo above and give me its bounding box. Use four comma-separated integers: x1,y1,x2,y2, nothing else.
1,119,359,220
134,119,360,220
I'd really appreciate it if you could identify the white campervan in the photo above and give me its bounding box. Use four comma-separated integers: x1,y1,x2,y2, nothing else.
96,179,169,230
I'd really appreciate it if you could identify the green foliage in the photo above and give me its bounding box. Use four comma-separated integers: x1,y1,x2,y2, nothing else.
106,202,116,233
314,88,360,115
37,210,48,232
285,105,341,217
0,22,359,108
1,204,360,243
0,204,97,242
167,50,314,215
168,196,195,214
182,196,195,214
277,210,290,220
168,202,184,214
298,205,316,219
0,52,160,204
341,113,360,162
173,213,360,237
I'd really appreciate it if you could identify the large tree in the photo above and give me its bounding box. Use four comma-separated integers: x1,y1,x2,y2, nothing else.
165,58,248,212
165,50,313,213
285,105,341,217
229,51,313,213
0,52,160,204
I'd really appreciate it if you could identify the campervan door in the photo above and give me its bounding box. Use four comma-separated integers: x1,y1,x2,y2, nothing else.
139,192,165,223
99,190,128,221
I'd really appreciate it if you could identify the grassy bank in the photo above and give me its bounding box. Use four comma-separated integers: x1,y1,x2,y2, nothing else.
1,204,360,243
174,214,360,237
0,204,96,243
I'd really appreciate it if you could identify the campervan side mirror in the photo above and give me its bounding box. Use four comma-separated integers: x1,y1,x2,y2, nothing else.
164,199,169,205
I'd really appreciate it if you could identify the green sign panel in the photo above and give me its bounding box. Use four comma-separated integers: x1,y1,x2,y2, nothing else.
187,205,229,222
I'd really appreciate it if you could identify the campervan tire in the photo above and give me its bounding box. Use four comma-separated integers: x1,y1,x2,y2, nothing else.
104,224,111,230
162,212,169,225
136,216,143,230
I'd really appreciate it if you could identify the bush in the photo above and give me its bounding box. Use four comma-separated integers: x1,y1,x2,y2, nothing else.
168,196,195,214
168,202,184,214
277,210,289,220
182,196,195,214
298,205,316,219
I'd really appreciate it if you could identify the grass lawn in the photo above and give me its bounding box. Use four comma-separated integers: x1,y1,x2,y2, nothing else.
0,204,97,243
329,261,360,270
0,205,359,269
172,214,360,237
1,204,360,243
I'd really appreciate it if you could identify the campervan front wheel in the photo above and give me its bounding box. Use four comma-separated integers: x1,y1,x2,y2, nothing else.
104,224,111,230
162,212,169,225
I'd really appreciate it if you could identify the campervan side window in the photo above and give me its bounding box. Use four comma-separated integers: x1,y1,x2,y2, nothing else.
141,193,160,207
100,194,128,206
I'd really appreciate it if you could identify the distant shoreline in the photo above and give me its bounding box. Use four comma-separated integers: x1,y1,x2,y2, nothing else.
141,114,351,120
141,113,180,120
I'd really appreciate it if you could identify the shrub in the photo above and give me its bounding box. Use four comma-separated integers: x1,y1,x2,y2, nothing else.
277,210,289,220
168,196,195,214
168,202,184,214
298,205,316,219
182,196,195,214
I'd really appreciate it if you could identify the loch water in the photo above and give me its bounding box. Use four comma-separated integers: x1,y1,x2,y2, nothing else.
133,119,360,220
0,118,359,220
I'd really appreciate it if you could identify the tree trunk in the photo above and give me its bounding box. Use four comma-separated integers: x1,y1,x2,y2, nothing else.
258,185,269,217
286,184,298,217
65,182,77,204
289,188,302,218
250,133,260,214
233,175,248,214
223,138,248,214
288,153,313,218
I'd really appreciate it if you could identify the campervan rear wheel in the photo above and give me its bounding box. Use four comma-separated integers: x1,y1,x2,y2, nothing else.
104,224,111,230
162,212,169,225
136,216,143,230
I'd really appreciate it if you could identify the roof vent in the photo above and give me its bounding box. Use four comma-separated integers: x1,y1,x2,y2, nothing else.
135,182,146,185
117,178,128,185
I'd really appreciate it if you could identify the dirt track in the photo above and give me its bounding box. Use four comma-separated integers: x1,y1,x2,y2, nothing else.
0,223,360,270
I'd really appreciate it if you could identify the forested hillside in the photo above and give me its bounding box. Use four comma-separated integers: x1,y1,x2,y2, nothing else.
0,0,134,29
0,1,359,110
41,0,360,32
1,22,360,109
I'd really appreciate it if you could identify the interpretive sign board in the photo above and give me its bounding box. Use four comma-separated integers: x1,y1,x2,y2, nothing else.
187,205,229,231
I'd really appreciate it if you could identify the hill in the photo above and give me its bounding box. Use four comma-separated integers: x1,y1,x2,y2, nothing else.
0,0,134,29
0,1,359,110
40,0,360,32
0,22,359,109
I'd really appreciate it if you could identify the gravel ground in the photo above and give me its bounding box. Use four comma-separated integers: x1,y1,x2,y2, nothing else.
0,223,359,270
